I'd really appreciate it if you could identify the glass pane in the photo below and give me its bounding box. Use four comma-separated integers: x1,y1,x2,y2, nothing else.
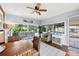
29,25,38,32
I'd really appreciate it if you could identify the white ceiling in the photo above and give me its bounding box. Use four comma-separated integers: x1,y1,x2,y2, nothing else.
1,3,79,20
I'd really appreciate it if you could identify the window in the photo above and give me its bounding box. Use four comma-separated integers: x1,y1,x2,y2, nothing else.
54,23,64,33
29,25,38,32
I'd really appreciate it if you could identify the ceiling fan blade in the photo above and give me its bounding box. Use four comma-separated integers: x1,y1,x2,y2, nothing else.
31,11,35,14
39,9,47,12
36,11,41,15
27,6,35,10
37,12,41,15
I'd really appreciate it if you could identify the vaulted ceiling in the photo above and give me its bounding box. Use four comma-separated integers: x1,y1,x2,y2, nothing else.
1,3,79,20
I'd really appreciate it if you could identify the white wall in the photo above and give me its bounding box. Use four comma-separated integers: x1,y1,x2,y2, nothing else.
40,9,79,25
5,29,11,43
5,13,40,25
4,13,40,43
40,9,79,46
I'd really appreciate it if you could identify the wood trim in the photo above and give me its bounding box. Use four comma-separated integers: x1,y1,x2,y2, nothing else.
0,5,5,21
0,5,5,44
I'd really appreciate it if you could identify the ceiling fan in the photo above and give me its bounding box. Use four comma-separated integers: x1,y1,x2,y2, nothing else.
26,3,47,15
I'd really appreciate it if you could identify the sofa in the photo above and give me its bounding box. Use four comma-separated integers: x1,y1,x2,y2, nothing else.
41,32,52,42
8,35,21,42
18,31,35,40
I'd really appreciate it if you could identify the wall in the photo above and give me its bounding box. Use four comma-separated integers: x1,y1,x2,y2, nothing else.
4,9,79,45
4,13,40,43
5,13,40,25
40,9,79,46
40,9,79,25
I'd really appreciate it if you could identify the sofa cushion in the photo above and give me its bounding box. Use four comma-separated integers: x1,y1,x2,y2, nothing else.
19,32,34,40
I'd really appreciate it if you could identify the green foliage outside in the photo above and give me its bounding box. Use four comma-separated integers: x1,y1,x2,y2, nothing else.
12,24,49,35
29,25,38,32
12,24,38,35
12,24,27,35
39,25,48,33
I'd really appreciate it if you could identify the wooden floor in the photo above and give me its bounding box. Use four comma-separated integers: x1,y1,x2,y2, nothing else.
0,40,38,56
0,39,78,56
